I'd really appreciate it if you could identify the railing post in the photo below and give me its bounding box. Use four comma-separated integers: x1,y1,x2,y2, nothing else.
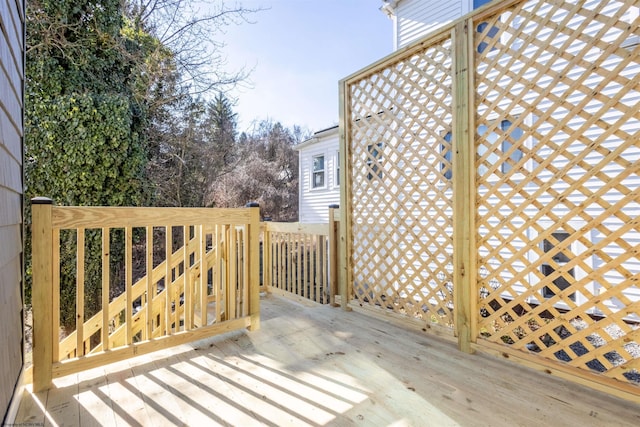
338,79,353,312
246,202,261,330
32,197,54,391
262,217,272,293
328,205,340,307
453,19,477,354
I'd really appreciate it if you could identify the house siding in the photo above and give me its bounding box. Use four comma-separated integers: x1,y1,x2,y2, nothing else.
297,129,340,223
0,0,24,422
395,0,468,48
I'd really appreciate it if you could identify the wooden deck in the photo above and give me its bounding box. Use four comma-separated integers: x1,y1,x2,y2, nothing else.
15,295,640,426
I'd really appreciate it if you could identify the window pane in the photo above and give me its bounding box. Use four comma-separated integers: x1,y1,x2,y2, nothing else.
313,155,324,172
313,171,324,188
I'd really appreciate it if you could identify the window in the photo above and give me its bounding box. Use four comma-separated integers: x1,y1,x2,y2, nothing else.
312,154,325,189
477,119,524,176
473,0,492,9
366,143,383,180
335,151,340,186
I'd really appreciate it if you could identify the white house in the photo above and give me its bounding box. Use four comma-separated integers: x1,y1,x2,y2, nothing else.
295,125,340,223
294,1,494,224
381,0,494,49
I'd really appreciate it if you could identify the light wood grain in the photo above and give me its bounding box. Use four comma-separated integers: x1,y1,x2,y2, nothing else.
452,19,477,353
342,0,640,399
14,295,640,426
52,206,254,228
32,201,53,392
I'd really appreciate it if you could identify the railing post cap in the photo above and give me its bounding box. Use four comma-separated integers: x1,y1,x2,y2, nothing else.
328,204,340,209
246,202,260,208
32,197,53,205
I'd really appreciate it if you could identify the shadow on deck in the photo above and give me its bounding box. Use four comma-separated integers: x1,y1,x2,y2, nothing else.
15,295,640,426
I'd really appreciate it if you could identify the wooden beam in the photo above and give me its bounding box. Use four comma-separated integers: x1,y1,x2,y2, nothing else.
76,228,85,357
51,317,252,379
248,206,261,330
452,19,477,354
338,79,353,311
263,222,328,236
101,228,110,351
199,225,208,327
125,226,133,345
31,197,53,392
328,207,339,307
146,226,153,339
165,225,172,335
52,206,254,229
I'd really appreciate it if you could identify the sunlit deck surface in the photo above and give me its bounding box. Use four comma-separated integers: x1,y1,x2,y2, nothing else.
16,295,640,426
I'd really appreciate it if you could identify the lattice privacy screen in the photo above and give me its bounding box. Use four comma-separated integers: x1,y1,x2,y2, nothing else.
348,37,455,327
346,0,639,388
475,0,640,386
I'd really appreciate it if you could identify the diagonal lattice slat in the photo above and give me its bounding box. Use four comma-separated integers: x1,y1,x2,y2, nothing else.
348,38,455,327
475,0,640,386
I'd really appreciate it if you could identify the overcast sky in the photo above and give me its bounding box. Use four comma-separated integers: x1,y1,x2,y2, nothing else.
208,0,392,133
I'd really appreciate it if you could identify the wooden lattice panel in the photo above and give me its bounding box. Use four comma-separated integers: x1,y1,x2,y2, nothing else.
474,0,640,386
348,37,455,327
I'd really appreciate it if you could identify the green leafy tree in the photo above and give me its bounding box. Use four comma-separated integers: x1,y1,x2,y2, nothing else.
25,0,149,329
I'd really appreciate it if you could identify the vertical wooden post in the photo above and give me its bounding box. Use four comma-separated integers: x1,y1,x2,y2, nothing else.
146,226,154,339
453,19,477,354
125,226,133,344
101,228,110,351
199,224,208,327
165,225,172,335
184,226,193,330
76,228,85,356
32,197,53,392
228,225,237,319
242,228,250,317
338,79,353,311
246,203,261,330
262,223,271,292
328,205,340,307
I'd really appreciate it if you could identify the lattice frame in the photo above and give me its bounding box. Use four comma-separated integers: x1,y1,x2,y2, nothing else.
474,0,640,386
347,36,455,327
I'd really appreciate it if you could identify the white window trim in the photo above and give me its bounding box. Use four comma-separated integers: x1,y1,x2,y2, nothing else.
311,153,327,191
333,150,341,189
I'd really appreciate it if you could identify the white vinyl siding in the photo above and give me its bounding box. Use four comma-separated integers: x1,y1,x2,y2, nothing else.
297,129,340,223
393,0,498,49
395,0,467,48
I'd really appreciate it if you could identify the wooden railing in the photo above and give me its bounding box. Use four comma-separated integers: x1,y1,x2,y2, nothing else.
262,207,340,305
31,198,261,392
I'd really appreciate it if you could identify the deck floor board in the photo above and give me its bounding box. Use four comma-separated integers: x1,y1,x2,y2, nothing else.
15,294,640,426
